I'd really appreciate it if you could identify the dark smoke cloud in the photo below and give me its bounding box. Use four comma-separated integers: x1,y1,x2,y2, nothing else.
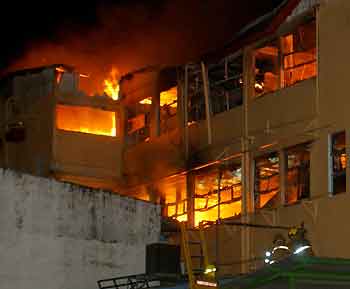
2,0,284,93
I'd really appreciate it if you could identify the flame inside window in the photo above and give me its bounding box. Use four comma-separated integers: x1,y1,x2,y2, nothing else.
56,105,117,137
139,86,178,107
104,68,120,100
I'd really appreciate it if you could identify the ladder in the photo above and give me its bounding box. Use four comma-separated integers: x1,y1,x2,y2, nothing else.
180,222,217,289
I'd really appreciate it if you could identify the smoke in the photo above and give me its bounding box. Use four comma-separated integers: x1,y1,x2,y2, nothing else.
4,0,284,94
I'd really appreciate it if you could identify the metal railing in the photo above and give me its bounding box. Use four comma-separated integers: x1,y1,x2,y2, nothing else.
97,274,160,289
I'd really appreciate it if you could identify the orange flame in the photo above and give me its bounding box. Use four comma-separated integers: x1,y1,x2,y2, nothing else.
104,68,120,100
56,105,117,137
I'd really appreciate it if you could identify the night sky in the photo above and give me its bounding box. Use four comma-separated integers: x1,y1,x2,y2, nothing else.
0,0,285,77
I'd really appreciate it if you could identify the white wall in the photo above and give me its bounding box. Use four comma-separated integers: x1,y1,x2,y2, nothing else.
0,169,160,289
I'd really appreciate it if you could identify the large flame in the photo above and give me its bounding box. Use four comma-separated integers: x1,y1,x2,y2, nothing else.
104,68,120,100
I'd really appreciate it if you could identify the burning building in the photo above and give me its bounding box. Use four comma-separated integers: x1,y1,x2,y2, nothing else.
0,64,124,191
3,0,350,278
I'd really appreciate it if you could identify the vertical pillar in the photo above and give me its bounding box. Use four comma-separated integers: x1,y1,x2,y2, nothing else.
178,66,189,160
241,47,255,274
201,61,213,145
184,66,190,160
224,57,230,111
186,171,195,228
279,149,287,205
150,73,160,138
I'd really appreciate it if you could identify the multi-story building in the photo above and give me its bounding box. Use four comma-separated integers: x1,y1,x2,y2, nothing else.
1,0,350,275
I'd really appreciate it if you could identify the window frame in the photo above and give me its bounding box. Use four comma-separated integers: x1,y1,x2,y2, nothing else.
251,14,317,100
329,131,347,195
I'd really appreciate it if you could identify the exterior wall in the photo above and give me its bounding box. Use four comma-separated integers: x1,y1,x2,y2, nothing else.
213,0,350,276
188,106,243,163
0,67,125,190
53,131,123,186
317,0,350,194
53,77,124,185
124,129,185,186
0,169,160,289
2,69,55,176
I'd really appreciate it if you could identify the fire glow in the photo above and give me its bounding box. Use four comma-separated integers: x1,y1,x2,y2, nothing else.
56,105,117,137
104,68,120,100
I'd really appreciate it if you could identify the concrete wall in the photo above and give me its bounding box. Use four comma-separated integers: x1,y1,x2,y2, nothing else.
124,129,185,186
0,169,160,289
2,69,55,176
54,131,123,180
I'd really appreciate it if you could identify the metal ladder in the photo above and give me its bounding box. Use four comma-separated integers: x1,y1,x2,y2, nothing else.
180,222,215,289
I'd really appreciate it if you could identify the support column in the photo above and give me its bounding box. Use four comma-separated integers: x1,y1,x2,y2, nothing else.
241,47,255,274
279,149,287,205
184,66,189,160
186,171,195,228
178,66,189,160
201,61,212,145
150,74,160,138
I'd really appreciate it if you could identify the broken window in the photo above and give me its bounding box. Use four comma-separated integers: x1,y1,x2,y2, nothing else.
331,131,346,194
188,68,206,123
255,152,280,209
285,143,311,205
254,40,280,97
127,98,152,145
209,55,243,114
158,176,187,222
160,86,178,134
56,105,117,137
194,163,242,226
282,19,316,87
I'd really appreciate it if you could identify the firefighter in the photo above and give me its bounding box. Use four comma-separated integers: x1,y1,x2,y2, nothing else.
265,234,291,264
288,223,313,256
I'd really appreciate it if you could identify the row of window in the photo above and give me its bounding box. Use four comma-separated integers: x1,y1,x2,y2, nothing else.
188,18,316,122
162,131,346,226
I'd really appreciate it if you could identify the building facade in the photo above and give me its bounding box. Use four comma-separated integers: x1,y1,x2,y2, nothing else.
2,0,350,276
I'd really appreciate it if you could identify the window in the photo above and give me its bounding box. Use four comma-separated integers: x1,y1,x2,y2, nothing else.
127,98,152,145
331,131,346,194
255,152,280,209
282,19,316,87
209,55,243,114
194,163,242,226
159,176,187,222
254,40,280,97
253,19,316,98
188,68,206,123
56,105,117,137
285,144,311,204
160,86,178,134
